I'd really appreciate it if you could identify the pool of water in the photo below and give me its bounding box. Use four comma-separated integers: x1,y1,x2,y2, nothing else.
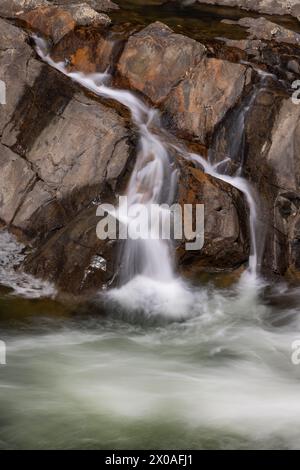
1,232,300,449
112,0,300,42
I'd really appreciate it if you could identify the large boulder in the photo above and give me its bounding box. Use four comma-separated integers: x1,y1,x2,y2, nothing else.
164,58,252,145
117,22,206,105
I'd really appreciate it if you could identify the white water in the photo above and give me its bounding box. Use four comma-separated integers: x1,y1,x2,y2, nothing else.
0,231,55,299
2,275,300,449
34,36,178,285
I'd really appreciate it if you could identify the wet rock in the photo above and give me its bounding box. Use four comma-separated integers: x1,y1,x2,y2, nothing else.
211,75,300,281
164,58,252,144
0,145,36,225
52,27,123,73
23,206,119,293
0,18,134,242
176,158,249,275
117,22,206,105
19,4,111,44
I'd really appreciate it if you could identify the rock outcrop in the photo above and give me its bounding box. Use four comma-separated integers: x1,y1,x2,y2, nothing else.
176,158,250,275
0,17,135,293
1,3,300,291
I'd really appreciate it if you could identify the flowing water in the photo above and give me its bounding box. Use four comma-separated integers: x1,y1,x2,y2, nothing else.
1,8,300,450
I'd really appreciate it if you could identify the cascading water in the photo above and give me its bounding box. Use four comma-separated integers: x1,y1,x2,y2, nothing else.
3,24,300,452
34,35,260,315
34,37,177,286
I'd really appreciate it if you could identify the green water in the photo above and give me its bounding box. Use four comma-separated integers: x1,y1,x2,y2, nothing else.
2,272,300,449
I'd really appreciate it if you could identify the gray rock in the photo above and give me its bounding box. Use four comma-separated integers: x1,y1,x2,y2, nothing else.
0,145,35,225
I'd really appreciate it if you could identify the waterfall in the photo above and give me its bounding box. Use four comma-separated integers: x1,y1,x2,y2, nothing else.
34,35,259,288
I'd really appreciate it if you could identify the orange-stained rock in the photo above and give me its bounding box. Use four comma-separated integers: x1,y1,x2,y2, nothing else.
52,28,120,73
20,4,111,44
164,58,252,145
117,21,206,105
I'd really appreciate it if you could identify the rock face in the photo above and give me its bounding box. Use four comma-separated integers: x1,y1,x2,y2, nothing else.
261,99,300,279
0,17,135,293
176,159,250,275
117,22,206,105
210,75,300,281
164,58,252,144
1,6,300,291
19,4,111,44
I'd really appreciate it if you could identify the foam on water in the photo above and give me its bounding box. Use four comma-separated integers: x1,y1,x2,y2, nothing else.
0,231,56,299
